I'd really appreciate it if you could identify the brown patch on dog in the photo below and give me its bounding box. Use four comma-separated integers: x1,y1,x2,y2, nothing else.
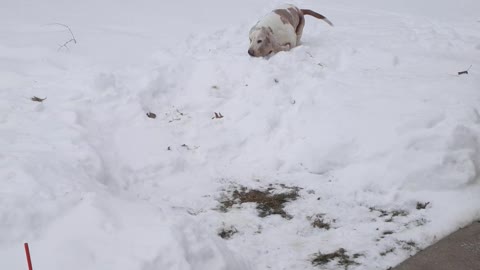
274,9,299,28
288,7,300,17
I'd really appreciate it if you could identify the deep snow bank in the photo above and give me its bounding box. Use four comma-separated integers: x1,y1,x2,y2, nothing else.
1,0,480,269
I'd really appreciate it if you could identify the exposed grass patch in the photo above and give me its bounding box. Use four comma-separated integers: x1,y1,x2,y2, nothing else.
405,217,428,228
308,214,333,230
380,247,396,256
386,210,409,222
369,207,409,222
369,207,389,217
416,201,430,210
397,240,420,252
311,248,361,269
218,184,300,219
379,230,395,240
218,225,238,239
352,253,363,259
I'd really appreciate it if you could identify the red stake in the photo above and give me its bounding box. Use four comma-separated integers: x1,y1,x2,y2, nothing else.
24,243,33,270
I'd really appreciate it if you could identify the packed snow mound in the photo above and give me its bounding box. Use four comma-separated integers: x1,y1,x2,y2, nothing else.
1,0,480,269
35,194,251,270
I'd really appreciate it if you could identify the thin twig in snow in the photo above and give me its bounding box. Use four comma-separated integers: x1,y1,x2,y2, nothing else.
48,23,77,51
458,65,472,75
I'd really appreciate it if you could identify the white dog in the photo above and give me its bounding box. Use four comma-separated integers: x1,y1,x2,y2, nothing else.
248,4,333,57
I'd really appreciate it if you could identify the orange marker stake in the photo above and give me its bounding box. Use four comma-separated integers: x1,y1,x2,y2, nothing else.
24,243,33,270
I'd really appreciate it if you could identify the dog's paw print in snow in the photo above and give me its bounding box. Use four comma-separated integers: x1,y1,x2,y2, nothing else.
325,47,357,72
94,72,117,92
165,107,189,123
92,72,126,100
445,125,480,183
448,125,480,151
395,112,446,134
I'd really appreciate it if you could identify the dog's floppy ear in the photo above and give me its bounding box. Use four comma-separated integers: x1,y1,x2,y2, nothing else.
265,27,274,42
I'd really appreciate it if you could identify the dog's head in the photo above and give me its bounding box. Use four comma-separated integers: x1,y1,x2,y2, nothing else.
248,27,274,57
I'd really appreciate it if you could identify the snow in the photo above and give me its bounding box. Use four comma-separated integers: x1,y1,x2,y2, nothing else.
1,0,479,269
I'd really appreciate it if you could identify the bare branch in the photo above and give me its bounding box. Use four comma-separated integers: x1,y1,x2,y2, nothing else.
48,23,76,43
48,23,77,51
57,39,75,51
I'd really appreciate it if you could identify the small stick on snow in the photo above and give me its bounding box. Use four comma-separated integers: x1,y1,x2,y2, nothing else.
24,243,33,270
458,65,472,75
48,23,77,51
146,112,157,119
31,96,47,102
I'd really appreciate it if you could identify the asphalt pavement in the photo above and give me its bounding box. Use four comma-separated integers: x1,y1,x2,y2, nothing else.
393,221,480,270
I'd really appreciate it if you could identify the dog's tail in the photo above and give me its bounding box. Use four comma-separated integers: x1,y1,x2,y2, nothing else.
301,9,334,26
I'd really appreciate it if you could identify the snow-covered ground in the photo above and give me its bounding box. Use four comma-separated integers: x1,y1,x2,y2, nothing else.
1,0,479,269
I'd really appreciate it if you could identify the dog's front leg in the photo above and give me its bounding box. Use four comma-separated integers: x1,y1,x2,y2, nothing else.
278,43,291,52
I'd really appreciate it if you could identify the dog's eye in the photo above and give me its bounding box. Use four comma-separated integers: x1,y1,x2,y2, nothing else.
257,40,262,44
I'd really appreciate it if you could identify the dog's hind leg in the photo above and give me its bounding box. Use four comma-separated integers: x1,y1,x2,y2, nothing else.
295,13,305,45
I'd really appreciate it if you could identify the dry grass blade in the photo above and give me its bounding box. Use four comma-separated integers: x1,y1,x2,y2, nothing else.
212,112,224,119
311,248,361,269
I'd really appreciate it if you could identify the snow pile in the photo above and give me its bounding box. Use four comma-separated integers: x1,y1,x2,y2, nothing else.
1,0,480,269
